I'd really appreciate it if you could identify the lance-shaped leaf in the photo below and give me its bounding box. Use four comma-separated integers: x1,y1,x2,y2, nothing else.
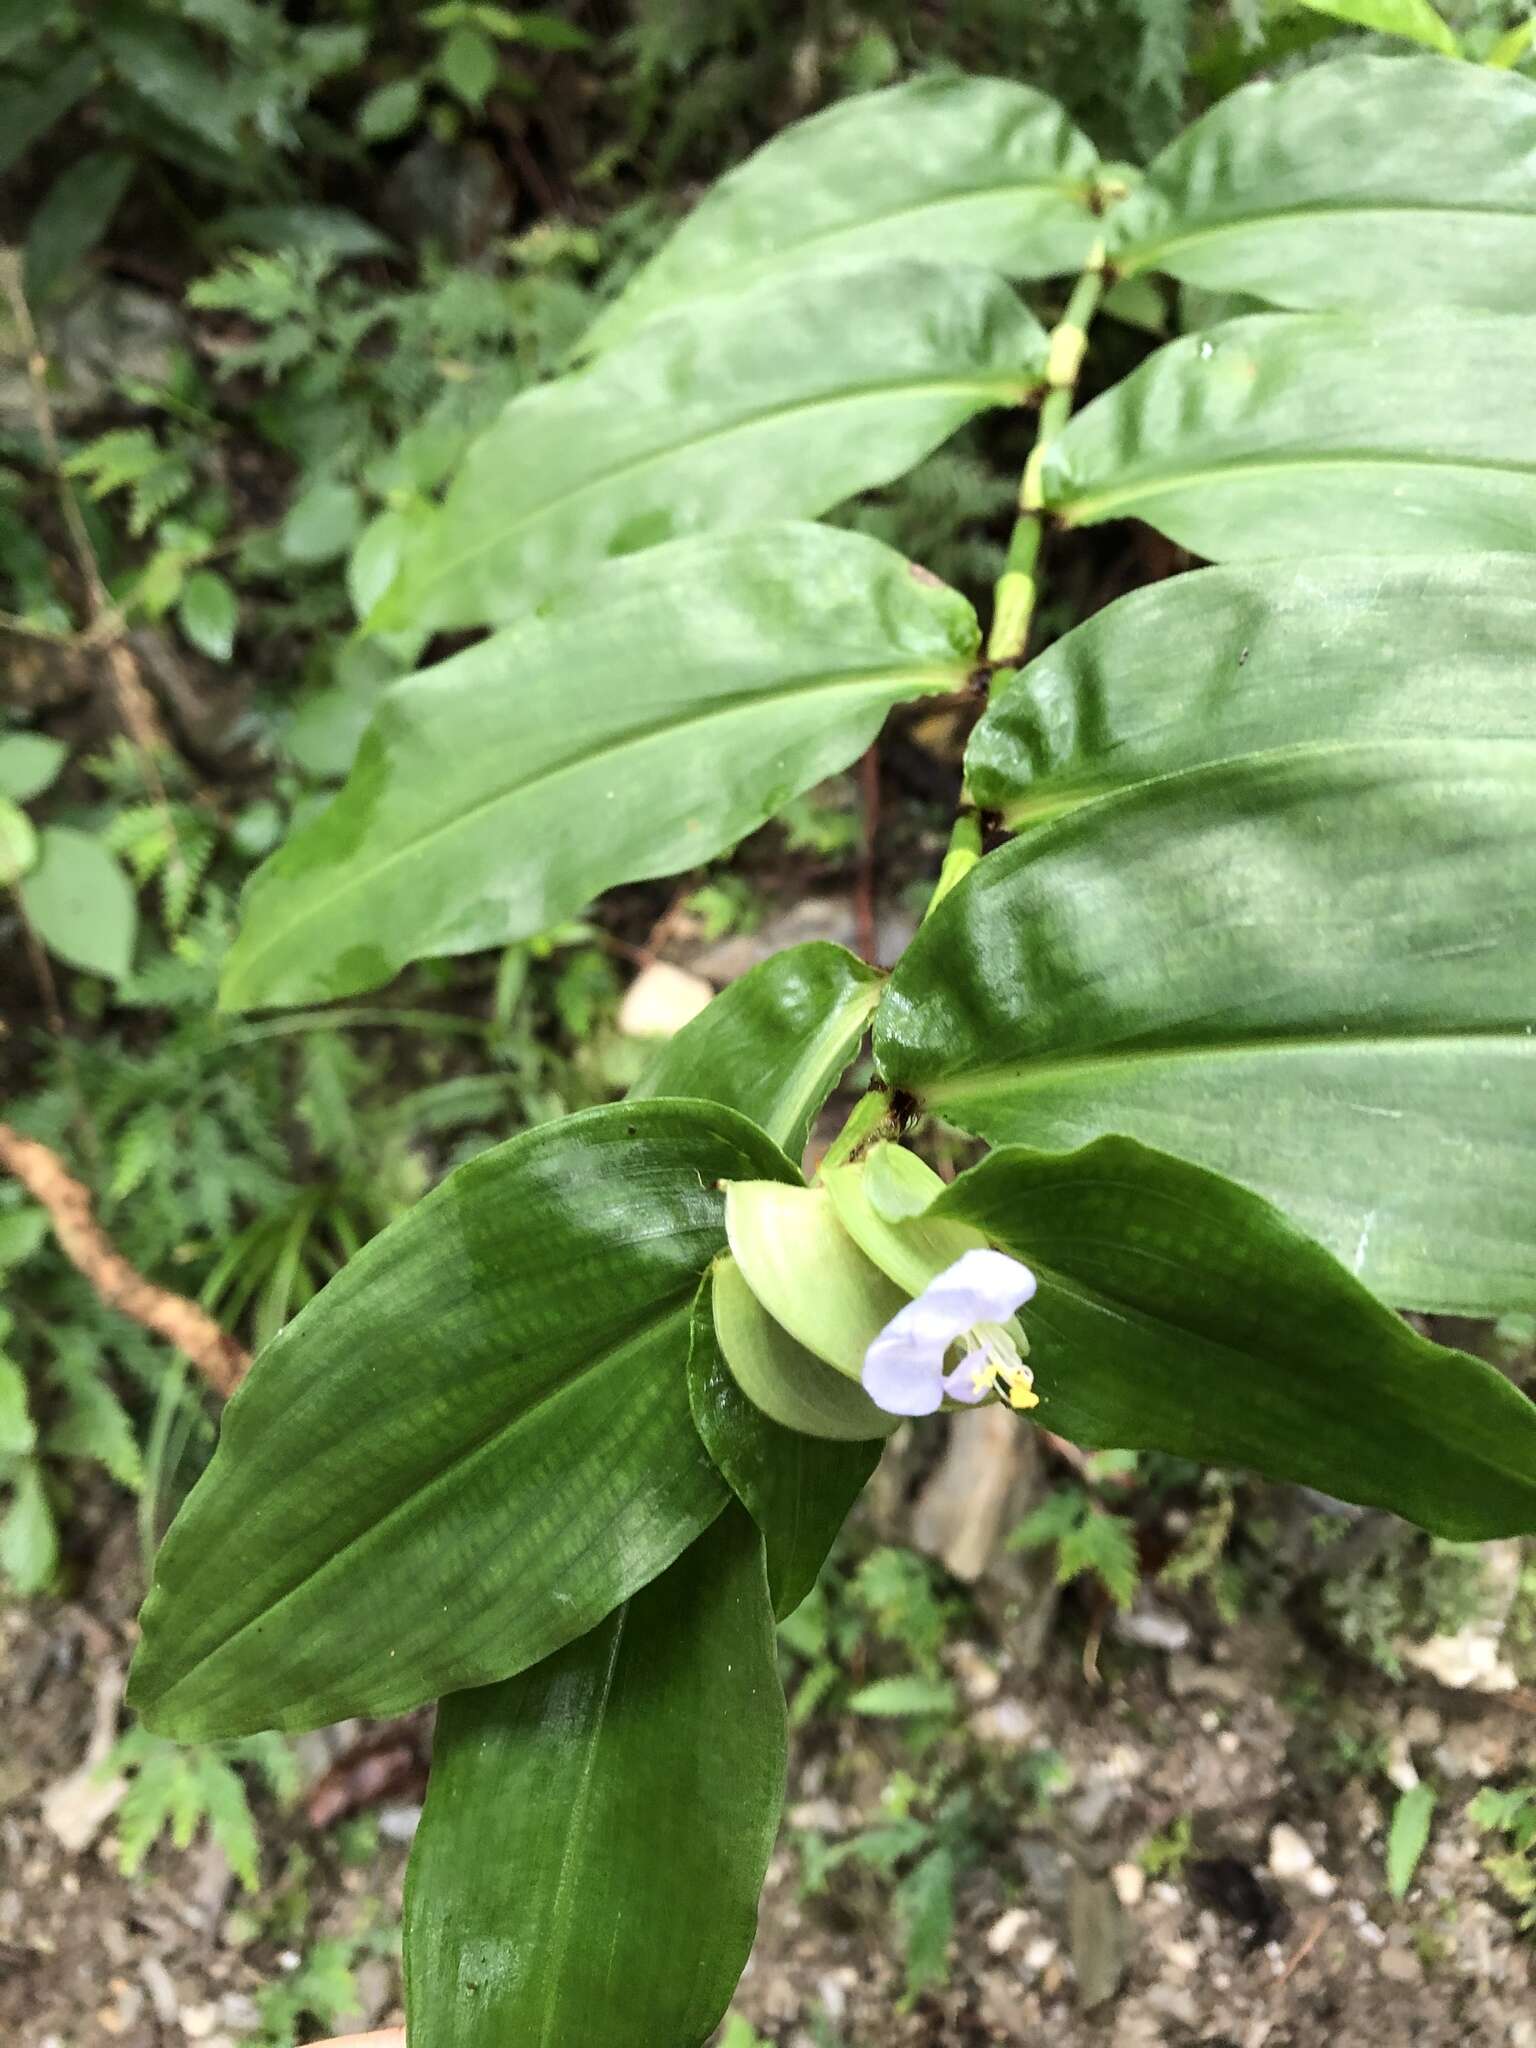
404,1506,786,2048
582,74,1103,357
1112,56,1536,312
876,752,1536,1317
966,555,1536,822
689,1275,884,1617
223,527,976,1011
930,1138,1536,1541
1043,311,1536,560
371,263,1045,634
631,941,884,1161
128,1100,798,1740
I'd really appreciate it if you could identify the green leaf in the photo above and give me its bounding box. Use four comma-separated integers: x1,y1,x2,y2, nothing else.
128,1100,797,1739
0,1356,36,1457
0,47,95,182
1056,1510,1139,1611
280,479,363,566
177,569,238,662
846,1673,957,1717
439,22,496,105
631,942,883,1160
966,555,1536,822
1488,19,1536,68
1388,1783,1436,1900
357,76,423,141
0,732,66,802
897,1847,956,1997
19,826,137,981
0,1461,58,1594
0,797,38,887
223,527,977,1010
1043,311,1536,560
373,264,1046,634
691,1270,885,1615
1291,0,1459,55
48,1370,144,1491
24,150,134,305
1113,57,1533,311
931,1139,1536,1539
404,1506,785,2048
582,76,1102,356
876,752,1536,1315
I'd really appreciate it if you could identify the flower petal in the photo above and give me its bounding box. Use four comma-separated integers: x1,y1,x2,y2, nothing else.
920,1247,1036,1325
861,1327,945,1416
941,1347,992,1406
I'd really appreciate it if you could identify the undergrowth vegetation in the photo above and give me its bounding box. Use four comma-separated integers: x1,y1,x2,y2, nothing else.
4,4,1536,2039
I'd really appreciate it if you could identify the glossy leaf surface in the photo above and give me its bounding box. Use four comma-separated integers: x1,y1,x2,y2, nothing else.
223,528,975,1011
691,1274,884,1613
1044,311,1536,560
1114,60,1536,312
631,942,883,1161
583,75,1102,355
129,1101,798,1739
405,1506,785,2048
967,555,1536,821
933,1139,1536,1539
373,262,1045,633
877,755,1536,1315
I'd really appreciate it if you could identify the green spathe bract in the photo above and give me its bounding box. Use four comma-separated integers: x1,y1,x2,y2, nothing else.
144,55,1536,2048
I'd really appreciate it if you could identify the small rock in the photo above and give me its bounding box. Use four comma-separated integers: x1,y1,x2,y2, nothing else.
1145,1982,1201,2026
788,1798,845,1832
1167,1653,1248,1704
140,1957,179,2026
180,2004,219,2040
1165,1938,1201,1973
987,1907,1030,1955
1111,1861,1146,1908
949,1639,1002,1704
1400,1539,1523,1693
1403,1705,1442,1748
1067,1771,1128,1836
1384,1730,1420,1794
1379,1943,1423,1984
378,1802,423,1843
1022,1935,1059,1973
617,961,713,1040
1268,1822,1318,1882
41,1767,126,1854
1111,1597,1192,1654
1303,1865,1338,1900
219,1994,260,2030
970,1698,1039,1750
1068,1869,1128,2010
1018,1841,1068,1909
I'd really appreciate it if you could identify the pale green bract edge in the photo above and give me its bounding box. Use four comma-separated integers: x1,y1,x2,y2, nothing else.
370,259,1046,636
222,525,977,1011
1043,309,1536,561
1111,57,1536,310
582,73,1103,356
965,553,1536,821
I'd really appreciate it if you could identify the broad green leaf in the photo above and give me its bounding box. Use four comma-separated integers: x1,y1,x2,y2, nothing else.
1113,58,1535,311
19,826,137,981
847,1674,956,1717
966,555,1536,822
280,479,363,566
706,1255,895,1448
1290,0,1459,54
372,263,1045,634
439,22,496,105
876,753,1536,1315
689,1275,882,1617
582,75,1102,356
1043,311,1536,560
24,150,134,305
631,941,884,1160
931,1139,1536,1539
0,732,66,802
177,569,238,662
1388,1784,1436,1900
223,527,977,1011
357,76,422,140
0,48,95,182
128,1099,798,1740
0,797,37,887
404,1506,786,2048
0,1461,57,1594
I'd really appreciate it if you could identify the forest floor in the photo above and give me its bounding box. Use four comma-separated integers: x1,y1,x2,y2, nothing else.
5,1467,1535,2048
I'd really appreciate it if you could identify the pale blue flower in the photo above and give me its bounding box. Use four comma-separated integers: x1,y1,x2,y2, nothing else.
861,1247,1038,1419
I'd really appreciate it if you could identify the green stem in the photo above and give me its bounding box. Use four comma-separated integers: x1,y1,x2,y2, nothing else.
985,245,1108,668
821,247,1109,1167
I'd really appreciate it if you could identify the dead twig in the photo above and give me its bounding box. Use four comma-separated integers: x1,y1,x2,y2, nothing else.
0,1121,249,1395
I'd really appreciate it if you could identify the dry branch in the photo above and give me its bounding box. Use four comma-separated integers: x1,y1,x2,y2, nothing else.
0,1122,249,1394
